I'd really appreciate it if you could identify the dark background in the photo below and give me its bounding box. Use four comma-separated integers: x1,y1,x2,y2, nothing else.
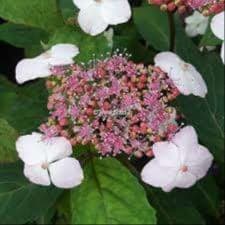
0,19,24,81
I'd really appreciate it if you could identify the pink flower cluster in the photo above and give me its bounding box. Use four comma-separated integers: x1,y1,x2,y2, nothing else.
40,55,180,157
149,0,224,15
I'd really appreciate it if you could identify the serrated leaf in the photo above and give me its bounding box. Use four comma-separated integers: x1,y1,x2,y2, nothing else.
133,5,170,51
0,118,18,163
174,18,224,162
0,163,62,224
0,0,64,32
71,157,156,224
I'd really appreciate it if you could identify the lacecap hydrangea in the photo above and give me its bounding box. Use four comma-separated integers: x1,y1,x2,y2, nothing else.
40,55,180,158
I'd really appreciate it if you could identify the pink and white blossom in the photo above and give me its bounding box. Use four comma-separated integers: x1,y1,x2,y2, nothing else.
154,52,208,97
16,132,84,188
141,126,213,192
16,44,79,84
73,0,131,36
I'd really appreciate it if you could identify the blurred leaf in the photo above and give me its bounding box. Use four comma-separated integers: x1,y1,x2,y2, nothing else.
36,206,56,225
0,118,18,163
24,44,44,58
188,176,221,219
147,187,206,225
0,23,48,48
59,0,77,20
48,26,112,63
175,18,224,162
0,76,48,133
133,5,170,51
0,0,64,32
71,157,156,224
0,162,62,224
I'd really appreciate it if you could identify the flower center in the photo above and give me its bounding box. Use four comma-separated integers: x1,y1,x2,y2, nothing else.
95,0,102,3
41,162,49,170
180,165,188,173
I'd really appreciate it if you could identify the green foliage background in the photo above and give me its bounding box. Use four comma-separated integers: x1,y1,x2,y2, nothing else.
0,0,224,224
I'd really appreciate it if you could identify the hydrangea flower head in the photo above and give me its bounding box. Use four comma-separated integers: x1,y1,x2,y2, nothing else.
148,0,224,15
40,54,181,157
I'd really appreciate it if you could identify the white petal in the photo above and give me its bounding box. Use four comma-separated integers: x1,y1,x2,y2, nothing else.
49,157,84,189
73,0,94,9
182,63,208,97
15,58,51,84
154,52,185,93
211,11,224,40
152,141,180,167
185,25,199,37
174,171,197,189
101,0,131,25
16,133,46,165
162,172,197,192
186,145,213,180
154,52,208,97
185,11,208,37
45,136,72,163
162,183,177,192
172,126,199,163
78,4,108,36
141,159,178,189
24,164,51,186
154,52,181,74
221,42,224,64
49,44,79,66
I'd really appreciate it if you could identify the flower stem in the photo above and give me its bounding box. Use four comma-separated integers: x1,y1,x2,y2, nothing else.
168,12,175,52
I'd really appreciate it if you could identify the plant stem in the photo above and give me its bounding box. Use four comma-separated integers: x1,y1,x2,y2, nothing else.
168,12,175,52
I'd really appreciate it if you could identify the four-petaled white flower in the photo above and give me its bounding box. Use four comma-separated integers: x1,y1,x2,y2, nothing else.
141,126,213,192
16,44,79,84
154,52,208,98
16,132,84,189
210,11,224,64
185,11,209,37
73,0,131,36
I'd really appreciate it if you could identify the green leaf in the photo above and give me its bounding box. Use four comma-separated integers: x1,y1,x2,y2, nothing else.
0,76,48,133
175,19,224,162
200,20,222,47
48,26,112,63
113,23,156,64
0,163,62,224
59,0,77,20
187,177,220,220
0,118,18,163
147,187,206,225
0,23,49,48
71,157,156,224
133,5,170,51
0,0,64,32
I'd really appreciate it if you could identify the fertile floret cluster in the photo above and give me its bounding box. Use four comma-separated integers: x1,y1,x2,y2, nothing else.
148,0,224,15
40,55,180,157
